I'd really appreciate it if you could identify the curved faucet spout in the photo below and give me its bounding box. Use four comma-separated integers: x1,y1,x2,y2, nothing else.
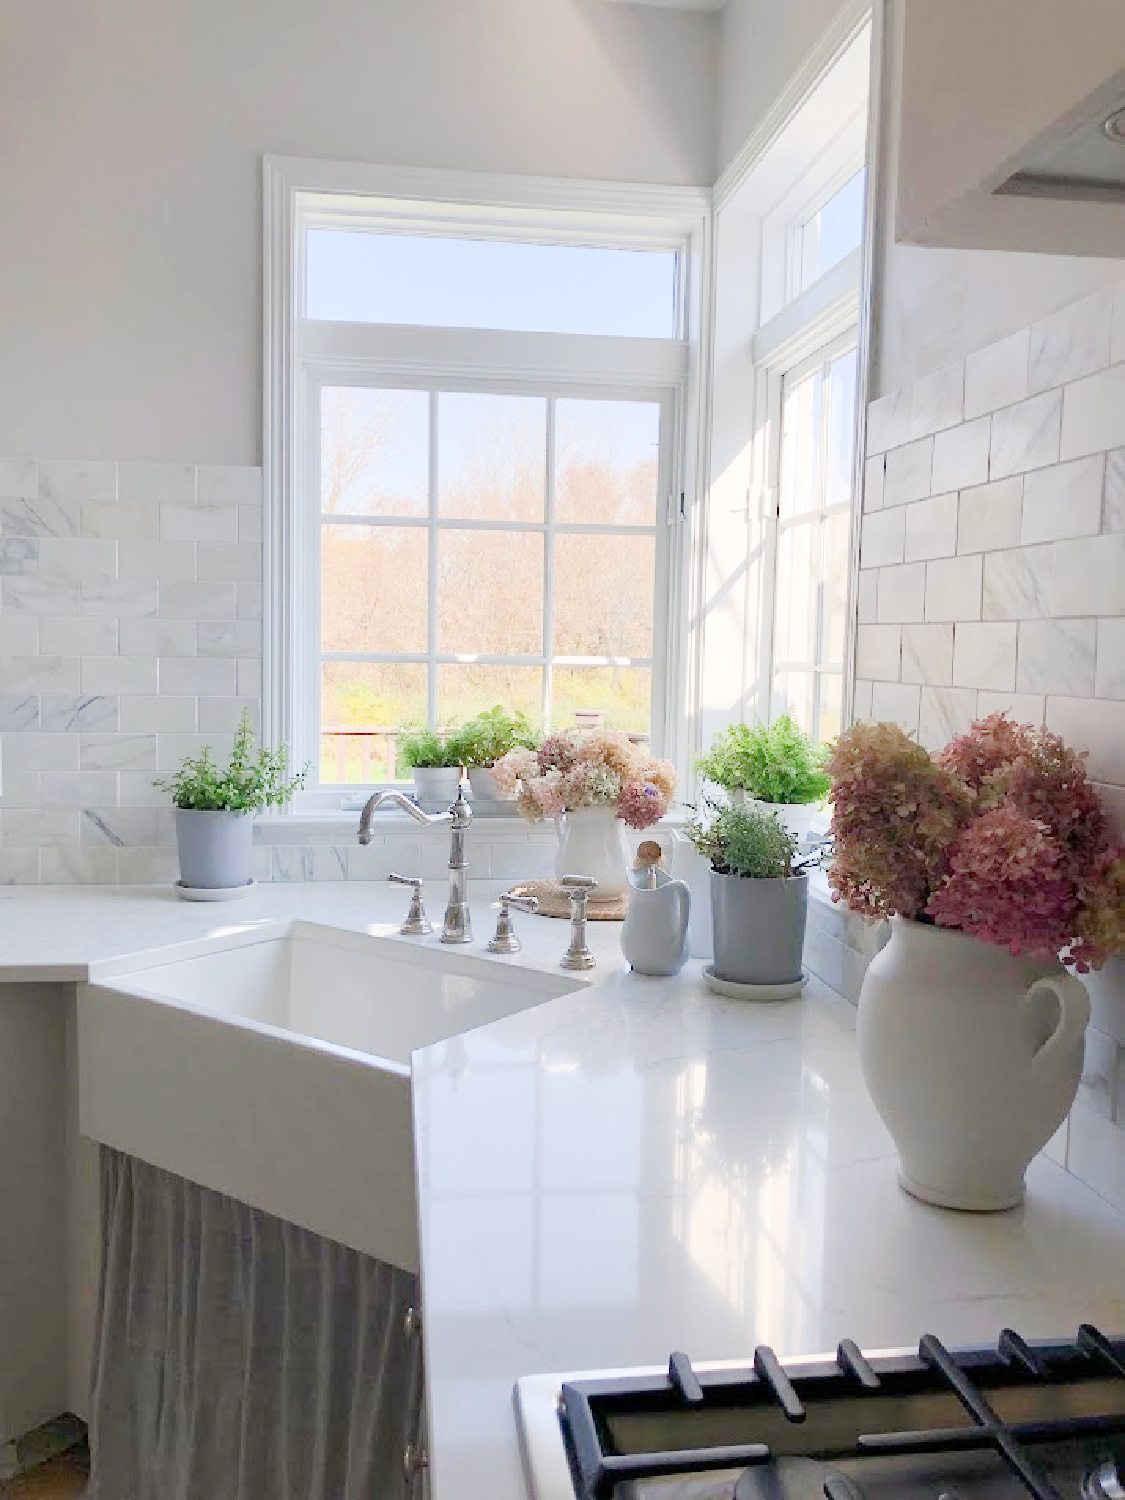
357,789,437,844
356,787,473,946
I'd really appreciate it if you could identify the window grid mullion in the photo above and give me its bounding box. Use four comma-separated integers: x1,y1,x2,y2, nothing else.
427,389,439,725
543,396,556,730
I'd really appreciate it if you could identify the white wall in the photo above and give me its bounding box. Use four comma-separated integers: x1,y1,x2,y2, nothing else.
873,0,1125,396
0,0,718,467
717,0,846,175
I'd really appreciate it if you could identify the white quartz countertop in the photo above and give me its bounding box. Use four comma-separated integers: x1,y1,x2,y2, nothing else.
1,883,1123,1500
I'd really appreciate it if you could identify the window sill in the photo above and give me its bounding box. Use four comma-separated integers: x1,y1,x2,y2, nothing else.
255,805,694,846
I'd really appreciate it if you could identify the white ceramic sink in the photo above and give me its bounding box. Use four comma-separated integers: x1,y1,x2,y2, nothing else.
78,922,582,1271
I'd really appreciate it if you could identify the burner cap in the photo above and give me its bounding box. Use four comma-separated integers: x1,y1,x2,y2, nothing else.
735,1457,862,1500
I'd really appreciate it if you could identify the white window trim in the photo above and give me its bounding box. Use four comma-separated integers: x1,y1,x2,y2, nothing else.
263,157,712,810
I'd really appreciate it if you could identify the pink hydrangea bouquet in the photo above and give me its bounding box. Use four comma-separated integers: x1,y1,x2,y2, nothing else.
493,728,676,831
825,713,1124,971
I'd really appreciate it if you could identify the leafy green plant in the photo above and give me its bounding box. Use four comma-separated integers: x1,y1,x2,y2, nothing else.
696,714,830,804
396,724,463,772
156,710,307,811
448,705,540,768
687,799,798,880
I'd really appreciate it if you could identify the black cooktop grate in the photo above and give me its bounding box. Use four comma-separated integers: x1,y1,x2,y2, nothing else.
558,1325,1125,1499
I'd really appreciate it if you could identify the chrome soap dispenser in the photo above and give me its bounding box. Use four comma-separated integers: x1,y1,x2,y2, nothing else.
620,841,691,977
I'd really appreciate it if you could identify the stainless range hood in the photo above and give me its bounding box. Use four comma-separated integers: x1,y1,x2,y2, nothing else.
997,90,1125,205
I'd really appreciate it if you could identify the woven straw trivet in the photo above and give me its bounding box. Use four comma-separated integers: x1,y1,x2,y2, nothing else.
505,879,627,921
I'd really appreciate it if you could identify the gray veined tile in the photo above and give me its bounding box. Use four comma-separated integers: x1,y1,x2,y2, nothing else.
909,361,964,440
883,436,933,507
1106,449,1125,532
2,575,82,615
0,696,40,731
990,389,1062,479
918,686,977,752
2,495,80,538
38,459,116,502
1028,289,1114,394
931,416,990,494
1096,619,1125,700
956,477,1023,554
1060,363,1125,461
1017,619,1097,696
982,544,1054,620
0,538,38,574
1021,455,1104,545
964,327,1029,420
900,623,953,687
0,458,37,500
40,694,120,733
866,388,911,455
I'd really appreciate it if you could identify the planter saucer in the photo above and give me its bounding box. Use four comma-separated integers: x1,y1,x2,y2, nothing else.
175,879,256,903
702,965,807,1002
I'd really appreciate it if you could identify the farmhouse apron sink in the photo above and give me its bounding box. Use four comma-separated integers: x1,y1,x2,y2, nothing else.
78,921,581,1272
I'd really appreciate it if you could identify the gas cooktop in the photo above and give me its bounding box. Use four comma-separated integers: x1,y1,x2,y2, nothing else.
514,1326,1125,1499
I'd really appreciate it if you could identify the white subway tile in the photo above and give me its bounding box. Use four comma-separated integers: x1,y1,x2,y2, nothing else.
41,848,118,885
81,806,169,846
852,678,873,719
196,542,260,582
118,539,196,581
159,581,237,619
0,617,39,654
952,621,1018,691
1018,620,1097,696
81,500,159,540
1060,363,1125,461
0,657,80,695
2,809,81,847
1045,694,1125,785
900,622,953,686
156,733,234,771
160,503,238,543
120,696,197,733
956,477,1023,554
0,458,37,499
40,695,118,733
1051,533,1125,618
81,657,158,695
159,657,236,696
3,576,82,614
918,686,977,751
198,697,260,734
39,459,116,502
0,696,40,731
38,537,117,579
869,681,920,735
118,619,196,657
197,465,262,506
0,538,38,575
239,506,262,543
1028,289,1114,393
0,772,40,809
81,579,158,617
931,416,990,493
982,544,1054,620
237,583,262,620
855,624,900,682
1096,619,1125,700
1020,455,1104,544
856,569,877,624
118,462,195,503
883,437,932,506
866,388,911,455
990,389,1062,478
862,455,885,512
1077,1028,1118,1119
1066,1102,1125,1216
272,846,349,883
2,733,77,771
860,508,905,568
38,617,117,656
924,555,982,622
903,491,958,562
964,327,1029,420
1113,283,1125,366
40,771,118,808
2,495,81,538
975,691,1044,726
909,361,963,439
118,770,173,807
347,841,421,881
117,848,180,884
197,620,260,657
236,658,262,696
877,562,926,624
79,734,158,772
0,850,40,883
1106,449,1125,532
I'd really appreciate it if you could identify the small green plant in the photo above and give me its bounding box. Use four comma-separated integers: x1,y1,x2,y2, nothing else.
156,710,307,811
696,714,830,804
396,724,463,772
687,799,797,880
448,705,540,768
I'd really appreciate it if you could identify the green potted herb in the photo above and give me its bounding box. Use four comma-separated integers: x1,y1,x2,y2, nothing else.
396,724,464,810
696,714,829,844
156,710,306,892
449,706,539,805
687,800,807,991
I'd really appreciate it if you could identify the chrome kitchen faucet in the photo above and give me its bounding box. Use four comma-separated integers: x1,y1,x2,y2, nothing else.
357,787,473,944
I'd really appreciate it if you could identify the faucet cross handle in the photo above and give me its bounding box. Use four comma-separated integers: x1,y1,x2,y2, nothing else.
487,890,539,954
559,874,598,971
387,872,432,935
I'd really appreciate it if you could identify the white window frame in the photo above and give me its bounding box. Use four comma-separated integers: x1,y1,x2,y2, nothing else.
263,158,711,809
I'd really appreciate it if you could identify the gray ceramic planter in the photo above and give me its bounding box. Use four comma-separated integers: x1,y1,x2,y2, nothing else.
710,869,808,986
175,808,256,889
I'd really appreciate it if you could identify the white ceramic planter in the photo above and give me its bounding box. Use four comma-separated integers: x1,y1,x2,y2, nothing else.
710,870,808,986
467,766,513,804
555,805,630,900
175,809,255,890
858,917,1090,1211
730,790,818,845
412,766,463,811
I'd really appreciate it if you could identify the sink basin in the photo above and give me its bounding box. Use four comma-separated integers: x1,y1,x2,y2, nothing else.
78,922,582,1271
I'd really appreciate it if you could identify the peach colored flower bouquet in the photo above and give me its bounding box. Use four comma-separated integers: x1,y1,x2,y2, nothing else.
493,728,676,830
825,713,1124,971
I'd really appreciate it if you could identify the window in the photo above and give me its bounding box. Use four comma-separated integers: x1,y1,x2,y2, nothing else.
789,168,866,300
265,162,707,803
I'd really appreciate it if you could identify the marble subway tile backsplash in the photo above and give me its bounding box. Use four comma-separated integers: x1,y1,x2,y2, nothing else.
861,277,1125,1162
